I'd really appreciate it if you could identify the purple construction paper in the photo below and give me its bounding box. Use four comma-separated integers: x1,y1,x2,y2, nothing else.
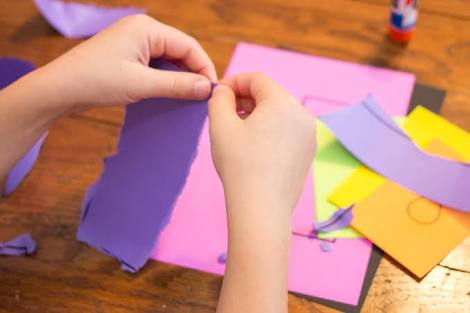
34,0,145,38
77,59,209,272
0,233,37,256
320,95,470,213
314,206,354,233
0,58,35,89
0,58,48,196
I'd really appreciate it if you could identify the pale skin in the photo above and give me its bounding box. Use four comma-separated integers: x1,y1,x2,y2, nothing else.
0,15,316,313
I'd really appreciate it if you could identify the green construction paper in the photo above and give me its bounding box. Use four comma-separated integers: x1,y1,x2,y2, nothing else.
315,118,405,239
314,122,361,238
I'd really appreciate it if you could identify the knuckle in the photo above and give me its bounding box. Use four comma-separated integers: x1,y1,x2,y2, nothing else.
252,72,270,84
303,114,317,135
187,35,199,46
171,77,189,97
124,14,152,27
285,95,299,106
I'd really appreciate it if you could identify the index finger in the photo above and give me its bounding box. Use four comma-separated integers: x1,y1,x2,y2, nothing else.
221,73,291,104
148,19,217,81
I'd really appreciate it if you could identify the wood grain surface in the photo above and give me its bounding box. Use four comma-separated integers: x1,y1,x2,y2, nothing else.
0,1,469,312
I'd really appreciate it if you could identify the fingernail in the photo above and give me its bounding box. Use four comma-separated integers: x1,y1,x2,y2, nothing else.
193,80,211,98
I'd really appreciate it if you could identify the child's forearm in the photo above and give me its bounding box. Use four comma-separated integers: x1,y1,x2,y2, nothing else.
0,15,217,189
0,68,66,186
217,199,291,313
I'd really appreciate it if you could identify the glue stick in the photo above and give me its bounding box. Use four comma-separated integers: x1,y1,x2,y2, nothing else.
389,0,418,43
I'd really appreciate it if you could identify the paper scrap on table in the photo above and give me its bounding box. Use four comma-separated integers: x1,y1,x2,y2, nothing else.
320,96,470,212
0,234,37,256
313,206,354,233
352,140,470,278
0,58,48,196
152,42,415,307
34,0,145,38
77,60,208,272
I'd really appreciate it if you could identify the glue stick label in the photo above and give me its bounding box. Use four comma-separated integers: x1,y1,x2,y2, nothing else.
391,0,418,31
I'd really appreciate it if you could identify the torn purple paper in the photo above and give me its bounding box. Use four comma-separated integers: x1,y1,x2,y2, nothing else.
77,59,209,272
4,134,48,196
0,58,35,88
0,234,37,256
320,95,470,213
314,206,354,233
0,58,48,196
34,0,146,38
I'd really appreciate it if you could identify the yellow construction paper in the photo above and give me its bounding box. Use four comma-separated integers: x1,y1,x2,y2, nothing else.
329,106,470,208
328,166,384,209
403,106,470,160
351,141,470,278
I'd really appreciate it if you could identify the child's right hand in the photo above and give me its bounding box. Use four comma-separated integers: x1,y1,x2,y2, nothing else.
208,73,316,222
30,14,217,115
210,73,316,313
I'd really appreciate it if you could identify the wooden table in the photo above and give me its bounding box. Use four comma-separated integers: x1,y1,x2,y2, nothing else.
1,1,469,312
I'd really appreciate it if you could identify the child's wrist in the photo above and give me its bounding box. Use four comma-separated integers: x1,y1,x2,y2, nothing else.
225,195,292,234
29,65,79,117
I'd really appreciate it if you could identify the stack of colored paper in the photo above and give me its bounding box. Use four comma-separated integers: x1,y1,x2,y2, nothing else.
321,100,470,278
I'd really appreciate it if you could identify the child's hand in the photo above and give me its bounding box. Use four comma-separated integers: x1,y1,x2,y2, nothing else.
209,73,316,220
210,73,316,313
35,14,216,113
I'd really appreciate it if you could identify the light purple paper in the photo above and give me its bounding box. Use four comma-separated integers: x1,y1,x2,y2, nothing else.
0,58,48,196
320,95,470,212
314,206,354,233
0,234,37,256
77,59,209,272
34,0,145,38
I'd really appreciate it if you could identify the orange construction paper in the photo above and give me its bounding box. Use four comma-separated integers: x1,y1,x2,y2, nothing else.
351,140,470,278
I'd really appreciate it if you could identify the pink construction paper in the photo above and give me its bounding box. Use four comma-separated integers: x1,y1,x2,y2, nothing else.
152,43,414,305
224,42,415,116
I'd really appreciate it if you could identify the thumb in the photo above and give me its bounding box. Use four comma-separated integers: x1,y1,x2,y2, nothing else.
208,84,239,126
140,67,212,100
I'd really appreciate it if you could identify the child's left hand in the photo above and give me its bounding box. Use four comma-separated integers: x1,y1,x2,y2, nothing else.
0,15,216,183
33,14,217,114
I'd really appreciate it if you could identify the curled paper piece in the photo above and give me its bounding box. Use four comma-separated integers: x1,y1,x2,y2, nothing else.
4,134,48,196
0,234,37,256
0,58,48,196
77,60,209,272
313,206,354,233
217,252,227,264
320,95,470,213
34,0,146,38
319,241,334,252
